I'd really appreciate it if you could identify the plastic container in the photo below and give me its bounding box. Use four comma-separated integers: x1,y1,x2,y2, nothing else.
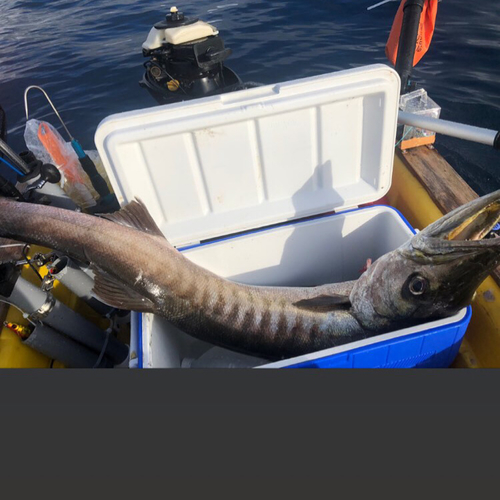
24,119,99,209
95,64,470,369
398,88,441,148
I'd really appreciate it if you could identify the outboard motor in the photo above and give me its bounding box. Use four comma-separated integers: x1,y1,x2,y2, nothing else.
140,6,258,104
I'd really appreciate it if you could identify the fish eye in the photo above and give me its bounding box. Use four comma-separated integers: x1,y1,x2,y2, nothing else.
408,275,428,296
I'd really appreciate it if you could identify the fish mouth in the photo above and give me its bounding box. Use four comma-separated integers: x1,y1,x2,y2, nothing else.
412,189,500,253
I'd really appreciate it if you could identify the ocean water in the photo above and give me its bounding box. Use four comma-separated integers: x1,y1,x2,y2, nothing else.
0,0,499,194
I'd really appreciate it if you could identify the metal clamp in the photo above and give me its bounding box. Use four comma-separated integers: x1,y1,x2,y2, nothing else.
28,293,56,322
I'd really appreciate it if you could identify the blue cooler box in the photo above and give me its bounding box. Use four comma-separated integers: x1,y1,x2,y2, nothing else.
95,64,471,369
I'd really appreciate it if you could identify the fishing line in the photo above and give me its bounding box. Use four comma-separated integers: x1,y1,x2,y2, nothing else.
0,243,26,249
395,126,414,147
93,330,111,368
367,0,399,11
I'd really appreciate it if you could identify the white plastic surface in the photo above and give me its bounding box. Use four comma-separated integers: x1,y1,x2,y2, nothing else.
134,205,465,369
142,21,218,50
96,65,400,247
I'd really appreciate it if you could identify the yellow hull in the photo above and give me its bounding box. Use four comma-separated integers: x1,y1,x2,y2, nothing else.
0,246,109,368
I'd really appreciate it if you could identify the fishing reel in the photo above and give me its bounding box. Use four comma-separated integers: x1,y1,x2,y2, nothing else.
140,6,255,104
16,151,61,194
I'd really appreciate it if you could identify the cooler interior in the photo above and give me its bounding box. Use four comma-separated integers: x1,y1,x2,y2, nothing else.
138,205,427,368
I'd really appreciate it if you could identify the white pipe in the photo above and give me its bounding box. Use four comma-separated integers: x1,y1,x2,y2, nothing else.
398,111,499,148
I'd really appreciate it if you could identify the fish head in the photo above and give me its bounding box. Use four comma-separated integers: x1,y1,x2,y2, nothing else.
350,190,500,331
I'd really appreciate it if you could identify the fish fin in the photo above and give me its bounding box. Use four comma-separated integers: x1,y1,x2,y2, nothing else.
101,199,165,238
92,266,155,312
293,294,351,312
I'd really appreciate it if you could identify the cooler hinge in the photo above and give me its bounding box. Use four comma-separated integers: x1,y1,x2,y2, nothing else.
333,205,359,214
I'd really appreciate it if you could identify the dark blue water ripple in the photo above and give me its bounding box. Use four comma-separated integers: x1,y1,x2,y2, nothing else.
1,0,499,194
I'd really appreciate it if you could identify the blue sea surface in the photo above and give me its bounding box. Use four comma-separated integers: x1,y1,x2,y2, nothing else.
1,0,499,194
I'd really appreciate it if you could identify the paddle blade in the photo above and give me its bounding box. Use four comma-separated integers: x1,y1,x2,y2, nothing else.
385,0,439,67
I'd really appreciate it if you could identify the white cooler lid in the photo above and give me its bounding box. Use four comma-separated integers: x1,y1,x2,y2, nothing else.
95,64,400,246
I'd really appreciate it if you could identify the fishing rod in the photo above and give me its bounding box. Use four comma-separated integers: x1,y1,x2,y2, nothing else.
0,135,70,204
398,111,500,150
384,2,498,151
394,0,425,93
0,137,31,175
385,0,439,94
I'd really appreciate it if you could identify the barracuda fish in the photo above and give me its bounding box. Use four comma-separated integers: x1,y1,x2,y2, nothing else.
0,191,499,360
